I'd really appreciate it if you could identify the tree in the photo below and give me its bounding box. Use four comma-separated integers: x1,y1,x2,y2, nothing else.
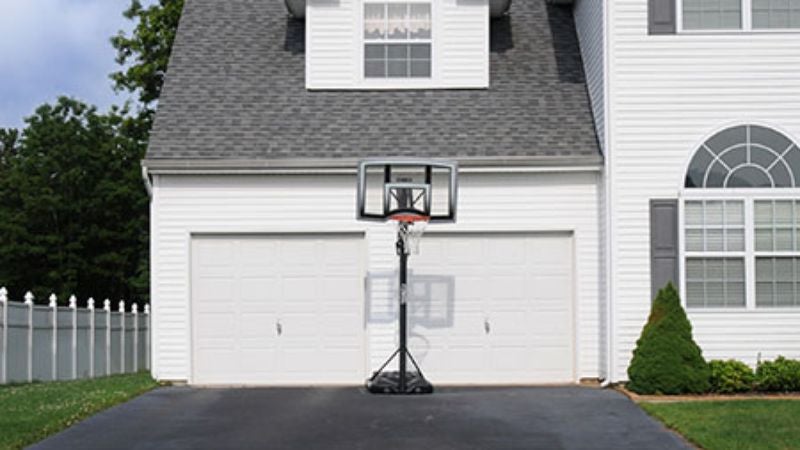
111,0,185,121
0,0,184,303
0,128,19,170
0,98,148,304
627,283,711,395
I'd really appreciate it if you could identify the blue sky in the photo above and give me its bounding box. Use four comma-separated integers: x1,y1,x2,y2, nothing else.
0,0,150,129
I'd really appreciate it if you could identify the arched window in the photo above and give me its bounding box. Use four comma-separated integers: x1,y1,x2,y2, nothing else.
681,124,800,311
685,125,800,188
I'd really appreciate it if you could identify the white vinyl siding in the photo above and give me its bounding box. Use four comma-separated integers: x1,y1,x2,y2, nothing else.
607,0,800,380
574,0,606,153
150,171,602,383
307,0,488,89
438,0,489,88
306,0,358,89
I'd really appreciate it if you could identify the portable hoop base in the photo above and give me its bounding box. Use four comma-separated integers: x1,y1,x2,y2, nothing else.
368,370,434,395
365,219,433,395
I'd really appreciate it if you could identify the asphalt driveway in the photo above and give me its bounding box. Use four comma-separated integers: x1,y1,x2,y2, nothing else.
32,386,690,450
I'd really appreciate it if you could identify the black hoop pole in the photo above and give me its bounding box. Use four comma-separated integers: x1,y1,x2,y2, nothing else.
398,224,409,393
365,221,433,395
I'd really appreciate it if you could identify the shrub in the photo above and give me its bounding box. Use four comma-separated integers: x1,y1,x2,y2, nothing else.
627,283,710,395
755,357,800,392
709,360,755,393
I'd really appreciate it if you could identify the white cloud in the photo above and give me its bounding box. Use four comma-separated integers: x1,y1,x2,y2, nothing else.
0,0,153,128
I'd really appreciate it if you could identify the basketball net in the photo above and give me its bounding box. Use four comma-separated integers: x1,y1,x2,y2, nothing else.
395,217,428,255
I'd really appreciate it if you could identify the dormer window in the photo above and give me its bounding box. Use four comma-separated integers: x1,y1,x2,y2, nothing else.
364,2,432,78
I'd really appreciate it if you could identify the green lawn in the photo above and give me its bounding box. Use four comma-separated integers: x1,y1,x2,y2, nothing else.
0,373,158,450
641,400,800,450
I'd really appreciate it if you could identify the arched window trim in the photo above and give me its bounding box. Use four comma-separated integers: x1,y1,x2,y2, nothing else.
684,124,800,189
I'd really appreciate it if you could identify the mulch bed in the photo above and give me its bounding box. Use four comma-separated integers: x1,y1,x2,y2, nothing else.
614,385,800,403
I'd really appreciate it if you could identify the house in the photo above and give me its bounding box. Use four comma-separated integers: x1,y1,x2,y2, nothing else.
142,0,800,386
588,0,800,382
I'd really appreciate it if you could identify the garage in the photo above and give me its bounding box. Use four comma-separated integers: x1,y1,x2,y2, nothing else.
190,232,576,386
190,234,365,385
407,233,576,384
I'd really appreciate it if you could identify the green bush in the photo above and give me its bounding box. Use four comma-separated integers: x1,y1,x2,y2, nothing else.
756,357,800,392
627,283,710,395
709,360,755,393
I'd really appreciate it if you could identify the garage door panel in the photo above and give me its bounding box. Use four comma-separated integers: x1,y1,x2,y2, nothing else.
195,311,235,336
449,276,484,302
240,350,279,372
239,242,278,266
444,240,485,266
530,237,572,258
490,311,530,336
194,240,235,267
194,277,235,303
319,314,362,336
195,350,237,375
422,347,487,373
280,312,322,336
489,240,526,265
191,235,364,385
323,240,362,266
240,277,281,303
531,275,572,299
409,233,575,385
282,277,319,302
489,346,531,370
240,313,278,337
279,241,318,266
489,276,526,300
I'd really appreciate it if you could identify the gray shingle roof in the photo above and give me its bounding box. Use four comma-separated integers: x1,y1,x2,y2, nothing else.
144,0,601,167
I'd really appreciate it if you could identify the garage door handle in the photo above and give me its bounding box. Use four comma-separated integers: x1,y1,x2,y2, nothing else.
484,319,491,335
276,320,282,336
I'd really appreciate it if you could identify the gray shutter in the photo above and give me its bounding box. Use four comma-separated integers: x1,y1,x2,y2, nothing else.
650,199,680,300
649,0,677,35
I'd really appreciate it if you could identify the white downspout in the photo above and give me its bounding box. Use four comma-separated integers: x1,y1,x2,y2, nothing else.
141,165,153,199
601,0,614,388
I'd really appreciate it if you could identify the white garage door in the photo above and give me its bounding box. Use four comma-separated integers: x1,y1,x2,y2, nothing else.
191,234,365,385
408,233,575,384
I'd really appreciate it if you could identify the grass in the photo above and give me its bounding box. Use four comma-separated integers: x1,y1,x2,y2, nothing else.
0,372,159,450
641,400,800,450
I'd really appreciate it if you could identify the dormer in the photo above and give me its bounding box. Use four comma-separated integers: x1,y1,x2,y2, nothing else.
297,0,510,90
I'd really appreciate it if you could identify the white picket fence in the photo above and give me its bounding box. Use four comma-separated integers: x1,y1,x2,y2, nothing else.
0,287,150,385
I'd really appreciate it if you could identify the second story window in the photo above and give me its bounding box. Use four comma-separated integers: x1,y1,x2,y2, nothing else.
682,0,800,31
364,2,432,79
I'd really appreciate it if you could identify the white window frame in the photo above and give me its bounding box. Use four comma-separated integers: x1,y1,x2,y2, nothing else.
360,0,435,87
680,189,800,312
677,0,800,33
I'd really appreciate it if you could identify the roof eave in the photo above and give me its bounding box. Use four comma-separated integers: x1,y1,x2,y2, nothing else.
142,154,604,174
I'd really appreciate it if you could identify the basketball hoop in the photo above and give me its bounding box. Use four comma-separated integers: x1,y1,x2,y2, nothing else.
392,215,429,255
356,159,458,395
